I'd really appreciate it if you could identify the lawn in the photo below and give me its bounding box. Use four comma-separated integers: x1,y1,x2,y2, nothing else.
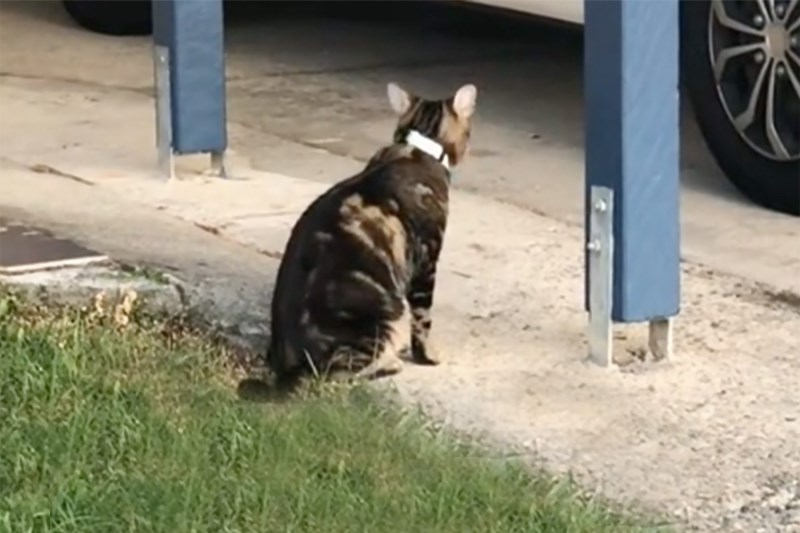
0,291,664,533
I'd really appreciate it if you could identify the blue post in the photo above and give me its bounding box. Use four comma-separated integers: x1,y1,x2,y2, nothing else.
584,0,681,362
152,0,227,175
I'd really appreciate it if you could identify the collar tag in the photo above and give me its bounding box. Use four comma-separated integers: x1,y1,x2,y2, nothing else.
405,130,450,169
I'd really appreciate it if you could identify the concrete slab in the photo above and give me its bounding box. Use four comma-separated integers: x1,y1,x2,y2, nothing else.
1,264,184,321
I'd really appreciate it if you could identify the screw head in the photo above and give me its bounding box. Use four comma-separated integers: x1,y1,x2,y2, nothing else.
753,14,764,27
594,199,607,213
754,51,766,63
776,63,787,76
791,35,798,49
775,3,785,17
587,240,601,252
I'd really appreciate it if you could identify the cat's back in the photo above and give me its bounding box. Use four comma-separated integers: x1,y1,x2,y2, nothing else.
291,145,448,238
360,145,450,222
275,147,448,312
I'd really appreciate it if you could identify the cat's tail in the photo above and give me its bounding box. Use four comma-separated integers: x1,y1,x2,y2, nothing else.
266,339,306,390
236,342,303,402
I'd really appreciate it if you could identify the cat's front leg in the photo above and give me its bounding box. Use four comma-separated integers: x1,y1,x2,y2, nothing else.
408,264,441,365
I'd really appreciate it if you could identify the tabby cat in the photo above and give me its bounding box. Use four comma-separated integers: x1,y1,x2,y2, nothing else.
266,82,478,386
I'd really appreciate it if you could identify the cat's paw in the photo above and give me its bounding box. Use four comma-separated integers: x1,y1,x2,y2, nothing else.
412,338,442,366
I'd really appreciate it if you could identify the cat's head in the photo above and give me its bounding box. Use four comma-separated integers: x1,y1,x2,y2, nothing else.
387,82,478,168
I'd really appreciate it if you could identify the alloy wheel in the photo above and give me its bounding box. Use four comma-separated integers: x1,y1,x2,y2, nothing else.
708,0,800,161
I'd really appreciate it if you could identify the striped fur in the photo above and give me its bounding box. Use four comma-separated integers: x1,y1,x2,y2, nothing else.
267,82,477,386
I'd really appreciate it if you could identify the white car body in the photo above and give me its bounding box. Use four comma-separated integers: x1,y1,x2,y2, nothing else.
462,0,585,24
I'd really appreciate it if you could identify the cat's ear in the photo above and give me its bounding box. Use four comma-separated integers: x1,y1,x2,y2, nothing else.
387,82,413,115
452,84,478,120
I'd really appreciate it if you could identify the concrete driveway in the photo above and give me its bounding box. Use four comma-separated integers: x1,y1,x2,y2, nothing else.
3,3,800,530
0,0,797,292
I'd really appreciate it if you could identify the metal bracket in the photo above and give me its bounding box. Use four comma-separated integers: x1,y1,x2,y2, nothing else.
587,186,675,366
648,317,674,361
153,45,175,180
587,186,614,367
210,150,227,179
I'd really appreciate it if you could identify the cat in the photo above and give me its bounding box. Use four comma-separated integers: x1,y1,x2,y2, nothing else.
266,82,478,388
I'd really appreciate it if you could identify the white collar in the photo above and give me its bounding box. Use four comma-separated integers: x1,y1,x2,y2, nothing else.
405,130,450,169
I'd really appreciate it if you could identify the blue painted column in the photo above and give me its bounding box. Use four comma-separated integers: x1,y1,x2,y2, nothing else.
152,0,227,176
584,0,681,365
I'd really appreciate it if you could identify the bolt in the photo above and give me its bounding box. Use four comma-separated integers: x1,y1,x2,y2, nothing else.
594,199,607,213
777,63,787,77
792,35,798,49
754,51,766,63
587,240,601,253
775,3,785,17
753,14,764,27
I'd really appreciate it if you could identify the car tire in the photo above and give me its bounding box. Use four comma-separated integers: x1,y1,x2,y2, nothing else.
681,0,800,216
62,0,152,36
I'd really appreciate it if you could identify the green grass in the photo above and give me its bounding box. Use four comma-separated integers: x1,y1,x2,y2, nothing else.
0,293,664,533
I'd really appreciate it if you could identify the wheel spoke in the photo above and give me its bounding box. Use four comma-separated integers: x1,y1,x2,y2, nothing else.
712,0,766,36
789,49,800,69
784,0,799,20
714,43,765,82
784,57,800,100
765,61,791,158
755,0,773,20
734,58,772,130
